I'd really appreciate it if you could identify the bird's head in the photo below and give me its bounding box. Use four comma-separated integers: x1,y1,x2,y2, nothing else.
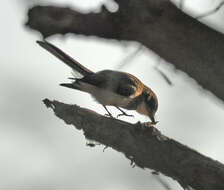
136,91,158,123
145,92,158,123
137,88,158,124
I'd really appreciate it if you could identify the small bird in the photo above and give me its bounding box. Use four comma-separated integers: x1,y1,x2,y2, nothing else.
37,41,158,124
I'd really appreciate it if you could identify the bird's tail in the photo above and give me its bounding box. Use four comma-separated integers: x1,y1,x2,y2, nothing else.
37,40,94,76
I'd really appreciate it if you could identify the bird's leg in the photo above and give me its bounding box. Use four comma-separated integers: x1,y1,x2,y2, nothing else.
116,107,134,118
103,105,113,118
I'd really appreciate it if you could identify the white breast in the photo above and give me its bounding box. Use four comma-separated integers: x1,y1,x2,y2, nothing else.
78,81,131,107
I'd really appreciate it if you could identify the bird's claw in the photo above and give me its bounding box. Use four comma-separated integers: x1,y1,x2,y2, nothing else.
116,113,134,118
104,113,114,118
144,121,159,127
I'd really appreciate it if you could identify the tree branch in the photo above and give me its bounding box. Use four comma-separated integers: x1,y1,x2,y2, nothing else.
43,98,224,190
26,1,224,102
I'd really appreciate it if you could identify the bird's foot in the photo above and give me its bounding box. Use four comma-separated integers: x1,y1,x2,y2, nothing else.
143,121,159,127
104,113,114,118
117,113,134,118
115,107,134,118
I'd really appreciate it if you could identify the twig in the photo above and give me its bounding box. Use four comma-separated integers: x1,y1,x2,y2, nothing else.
154,57,173,86
116,45,143,69
196,1,224,19
154,67,173,86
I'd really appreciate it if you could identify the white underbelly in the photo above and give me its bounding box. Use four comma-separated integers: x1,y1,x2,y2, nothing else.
92,90,131,107
78,81,131,107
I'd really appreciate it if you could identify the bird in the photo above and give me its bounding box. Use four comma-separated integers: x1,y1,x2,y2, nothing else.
37,40,158,124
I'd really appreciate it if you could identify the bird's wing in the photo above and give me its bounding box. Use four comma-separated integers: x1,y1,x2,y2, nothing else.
78,73,107,88
116,72,144,98
116,82,137,97
79,71,144,98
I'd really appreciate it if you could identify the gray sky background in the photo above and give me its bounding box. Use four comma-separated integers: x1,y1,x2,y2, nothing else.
1,0,224,190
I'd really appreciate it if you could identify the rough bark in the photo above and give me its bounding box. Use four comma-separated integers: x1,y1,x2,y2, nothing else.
26,1,224,102
43,98,224,190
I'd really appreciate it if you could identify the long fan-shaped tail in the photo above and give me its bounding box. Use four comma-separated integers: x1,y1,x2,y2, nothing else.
37,40,94,76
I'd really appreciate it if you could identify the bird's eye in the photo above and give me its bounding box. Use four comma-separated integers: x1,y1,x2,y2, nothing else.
147,95,152,101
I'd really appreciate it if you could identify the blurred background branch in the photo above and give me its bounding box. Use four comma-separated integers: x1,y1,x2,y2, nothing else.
115,44,173,86
196,1,224,19
26,0,224,103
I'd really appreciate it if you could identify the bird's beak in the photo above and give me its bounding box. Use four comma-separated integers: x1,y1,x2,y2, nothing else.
149,113,158,124
151,117,155,123
150,116,156,124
